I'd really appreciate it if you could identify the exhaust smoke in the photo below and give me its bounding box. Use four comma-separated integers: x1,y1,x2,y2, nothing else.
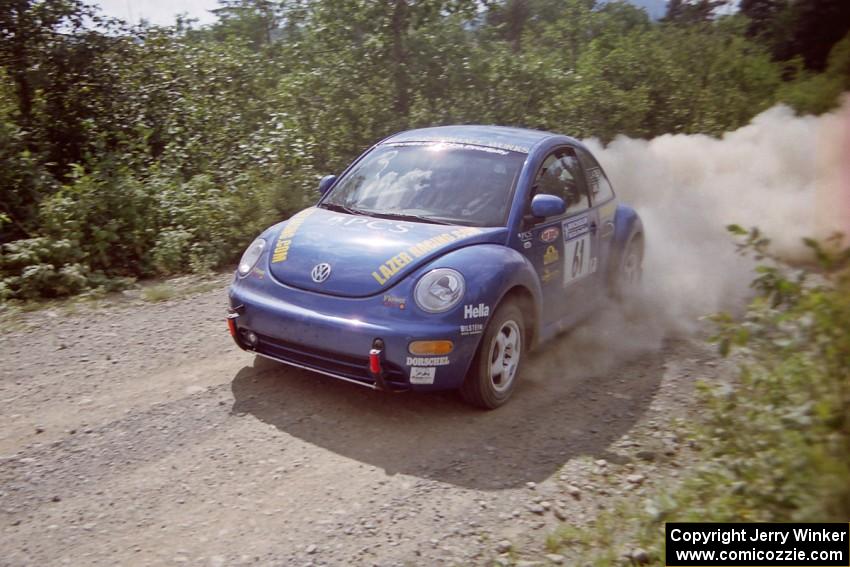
550,97,850,374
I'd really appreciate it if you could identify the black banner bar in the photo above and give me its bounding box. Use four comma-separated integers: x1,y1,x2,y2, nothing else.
666,523,850,566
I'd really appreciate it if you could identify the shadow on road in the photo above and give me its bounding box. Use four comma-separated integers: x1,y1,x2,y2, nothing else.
230,333,670,490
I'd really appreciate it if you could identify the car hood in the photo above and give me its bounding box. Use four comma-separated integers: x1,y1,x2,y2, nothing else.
266,207,507,297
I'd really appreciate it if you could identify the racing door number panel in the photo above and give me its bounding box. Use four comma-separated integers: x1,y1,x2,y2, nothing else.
562,216,594,286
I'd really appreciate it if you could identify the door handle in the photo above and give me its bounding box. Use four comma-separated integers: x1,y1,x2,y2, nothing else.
589,222,598,233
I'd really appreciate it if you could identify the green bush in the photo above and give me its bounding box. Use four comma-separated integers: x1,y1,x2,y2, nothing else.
543,230,850,564
0,238,87,299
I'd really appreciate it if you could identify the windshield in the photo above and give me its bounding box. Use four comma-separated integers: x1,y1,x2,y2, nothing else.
322,142,526,227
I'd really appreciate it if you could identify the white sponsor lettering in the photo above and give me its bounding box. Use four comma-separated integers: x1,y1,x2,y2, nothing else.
325,216,409,233
460,323,484,335
463,303,490,319
406,356,450,367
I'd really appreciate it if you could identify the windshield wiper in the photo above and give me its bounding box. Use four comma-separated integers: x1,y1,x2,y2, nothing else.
359,211,454,225
320,202,369,216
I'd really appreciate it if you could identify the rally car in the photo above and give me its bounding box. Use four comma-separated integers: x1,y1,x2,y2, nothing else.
227,125,643,408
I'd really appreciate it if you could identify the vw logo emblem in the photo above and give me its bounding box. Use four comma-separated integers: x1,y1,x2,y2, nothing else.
311,263,332,283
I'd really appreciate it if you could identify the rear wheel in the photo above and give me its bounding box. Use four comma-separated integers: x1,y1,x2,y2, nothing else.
613,234,643,298
460,301,525,409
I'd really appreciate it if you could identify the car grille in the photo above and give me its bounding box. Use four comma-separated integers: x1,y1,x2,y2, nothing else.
253,333,408,387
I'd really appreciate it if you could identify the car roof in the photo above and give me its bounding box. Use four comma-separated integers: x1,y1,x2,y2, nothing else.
383,125,576,154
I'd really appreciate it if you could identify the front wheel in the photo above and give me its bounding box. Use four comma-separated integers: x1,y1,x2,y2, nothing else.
460,301,525,409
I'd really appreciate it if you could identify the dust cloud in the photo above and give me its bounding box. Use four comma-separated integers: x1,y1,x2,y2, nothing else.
548,98,850,375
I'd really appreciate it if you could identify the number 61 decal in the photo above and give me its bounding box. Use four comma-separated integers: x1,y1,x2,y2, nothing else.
563,216,592,286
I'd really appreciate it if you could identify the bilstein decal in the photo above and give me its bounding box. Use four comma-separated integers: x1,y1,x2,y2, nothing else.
460,323,484,336
272,209,315,263
371,227,482,286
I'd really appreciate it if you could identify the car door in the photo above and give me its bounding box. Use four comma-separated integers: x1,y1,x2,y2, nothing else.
521,146,598,327
576,147,618,295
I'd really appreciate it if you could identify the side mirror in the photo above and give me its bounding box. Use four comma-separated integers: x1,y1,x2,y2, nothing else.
317,174,337,196
530,194,566,218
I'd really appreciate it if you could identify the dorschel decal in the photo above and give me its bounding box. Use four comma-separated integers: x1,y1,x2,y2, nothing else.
460,323,484,336
543,245,559,265
272,209,315,263
371,227,482,286
463,303,490,319
407,356,450,366
324,216,409,234
409,367,436,384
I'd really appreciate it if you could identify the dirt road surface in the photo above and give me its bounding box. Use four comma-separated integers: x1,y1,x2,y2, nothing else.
0,276,725,566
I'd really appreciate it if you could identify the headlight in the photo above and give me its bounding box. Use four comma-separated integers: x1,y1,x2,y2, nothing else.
414,268,465,313
237,238,266,276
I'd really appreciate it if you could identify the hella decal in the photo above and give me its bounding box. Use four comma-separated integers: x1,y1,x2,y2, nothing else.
409,367,436,385
540,227,560,243
464,303,490,319
407,356,450,367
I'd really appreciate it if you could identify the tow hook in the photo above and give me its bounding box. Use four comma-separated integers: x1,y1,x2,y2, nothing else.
369,338,389,391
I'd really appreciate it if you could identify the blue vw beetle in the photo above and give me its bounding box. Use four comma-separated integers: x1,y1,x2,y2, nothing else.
228,125,643,408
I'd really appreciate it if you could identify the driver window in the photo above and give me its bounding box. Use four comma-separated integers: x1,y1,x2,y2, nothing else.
532,148,589,216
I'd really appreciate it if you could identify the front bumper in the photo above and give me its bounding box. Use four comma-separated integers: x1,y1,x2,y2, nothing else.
228,275,482,392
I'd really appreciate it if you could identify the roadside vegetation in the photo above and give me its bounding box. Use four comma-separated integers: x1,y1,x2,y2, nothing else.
539,230,850,564
1,0,849,301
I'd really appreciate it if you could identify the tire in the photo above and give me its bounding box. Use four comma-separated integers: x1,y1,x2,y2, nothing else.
460,300,525,409
613,234,643,299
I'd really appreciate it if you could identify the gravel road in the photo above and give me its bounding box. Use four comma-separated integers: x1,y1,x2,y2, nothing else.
0,276,725,566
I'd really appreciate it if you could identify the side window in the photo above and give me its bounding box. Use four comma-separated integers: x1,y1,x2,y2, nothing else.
532,148,589,215
577,148,615,205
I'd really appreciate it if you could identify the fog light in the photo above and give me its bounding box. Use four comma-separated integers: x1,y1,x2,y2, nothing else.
408,340,453,355
242,330,258,347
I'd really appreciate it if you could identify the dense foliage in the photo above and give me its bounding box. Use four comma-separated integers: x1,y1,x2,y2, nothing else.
543,230,850,564
1,0,848,300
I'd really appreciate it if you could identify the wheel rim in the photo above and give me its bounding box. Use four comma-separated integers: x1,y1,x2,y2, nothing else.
487,320,521,393
622,247,642,285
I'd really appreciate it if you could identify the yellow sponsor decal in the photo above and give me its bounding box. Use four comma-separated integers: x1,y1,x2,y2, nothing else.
372,251,414,285
371,227,482,286
271,209,315,263
544,245,559,265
